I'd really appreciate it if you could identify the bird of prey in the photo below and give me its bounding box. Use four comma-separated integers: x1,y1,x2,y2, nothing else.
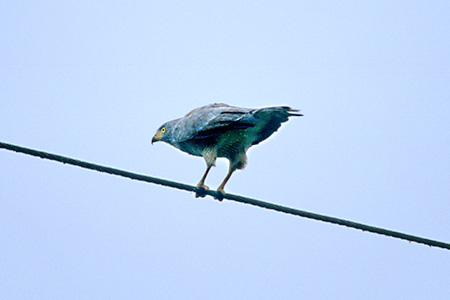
152,103,302,198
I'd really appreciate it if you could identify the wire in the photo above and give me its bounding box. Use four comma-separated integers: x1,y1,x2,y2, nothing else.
1,141,449,251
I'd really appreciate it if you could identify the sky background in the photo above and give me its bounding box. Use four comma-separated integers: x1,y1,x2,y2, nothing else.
1,1,450,299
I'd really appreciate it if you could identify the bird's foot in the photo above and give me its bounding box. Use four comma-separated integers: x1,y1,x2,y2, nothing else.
214,188,225,201
195,184,209,198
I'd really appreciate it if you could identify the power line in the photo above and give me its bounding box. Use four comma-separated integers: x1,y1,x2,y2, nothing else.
1,141,449,251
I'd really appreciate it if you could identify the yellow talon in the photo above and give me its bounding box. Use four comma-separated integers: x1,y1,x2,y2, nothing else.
196,183,209,190
195,184,209,198
215,188,225,201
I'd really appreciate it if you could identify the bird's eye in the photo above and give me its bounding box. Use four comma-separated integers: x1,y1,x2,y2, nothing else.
161,127,166,133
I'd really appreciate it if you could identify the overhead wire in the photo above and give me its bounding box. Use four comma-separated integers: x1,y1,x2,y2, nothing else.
1,141,449,251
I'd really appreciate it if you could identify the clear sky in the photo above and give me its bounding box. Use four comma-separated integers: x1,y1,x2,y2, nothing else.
1,1,450,299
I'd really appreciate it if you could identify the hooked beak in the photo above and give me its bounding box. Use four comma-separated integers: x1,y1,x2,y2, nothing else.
151,133,162,144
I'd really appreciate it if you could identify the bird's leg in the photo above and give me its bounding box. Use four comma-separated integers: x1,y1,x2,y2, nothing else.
196,147,217,198
197,164,212,190
216,165,237,197
216,152,246,199
195,164,212,198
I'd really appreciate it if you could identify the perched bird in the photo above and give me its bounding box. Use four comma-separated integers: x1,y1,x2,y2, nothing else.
152,103,302,198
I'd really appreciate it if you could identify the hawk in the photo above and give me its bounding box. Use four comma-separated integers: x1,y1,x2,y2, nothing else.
152,103,302,198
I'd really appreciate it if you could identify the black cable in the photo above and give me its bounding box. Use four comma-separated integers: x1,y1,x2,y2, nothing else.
1,141,449,251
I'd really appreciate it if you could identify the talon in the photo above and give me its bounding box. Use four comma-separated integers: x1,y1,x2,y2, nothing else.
214,188,225,201
195,184,209,198
197,184,209,190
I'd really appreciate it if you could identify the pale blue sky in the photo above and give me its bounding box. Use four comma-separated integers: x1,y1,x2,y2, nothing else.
1,1,450,299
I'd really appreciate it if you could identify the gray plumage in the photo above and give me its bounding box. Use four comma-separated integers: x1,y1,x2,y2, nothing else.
152,103,302,197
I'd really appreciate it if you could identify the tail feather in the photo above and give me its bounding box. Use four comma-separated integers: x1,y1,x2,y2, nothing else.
280,106,303,117
250,106,302,146
289,111,303,117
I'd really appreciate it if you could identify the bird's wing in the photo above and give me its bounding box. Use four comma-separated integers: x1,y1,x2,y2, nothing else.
174,104,255,142
250,106,302,146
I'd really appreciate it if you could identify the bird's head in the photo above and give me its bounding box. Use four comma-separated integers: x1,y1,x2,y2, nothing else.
151,121,174,144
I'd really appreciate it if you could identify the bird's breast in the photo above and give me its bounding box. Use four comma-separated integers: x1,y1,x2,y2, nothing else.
174,140,206,157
